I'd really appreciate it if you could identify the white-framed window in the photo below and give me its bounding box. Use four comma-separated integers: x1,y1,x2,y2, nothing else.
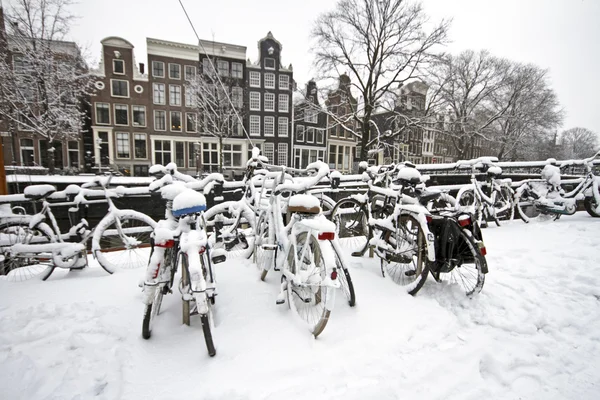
202,58,215,76
263,142,274,163
111,79,129,97
279,75,289,90
184,65,196,80
114,104,128,125
116,132,130,159
264,58,275,69
223,144,243,167
278,143,288,166
175,141,185,167
278,94,289,112
296,125,304,142
132,105,146,126
264,93,275,112
154,140,171,165
264,116,275,136
249,115,260,136
20,138,35,166
170,111,182,131
152,61,164,77
134,133,147,159
217,60,229,77
153,83,165,104
169,85,181,106
306,127,315,143
305,108,318,123
250,92,261,111
316,128,324,144
249,71,260,87
264,73,275,89
232,62,243,78
185,87,196,107
278,117,288,137
186,113,197,132
68,141,79,168
232,87,243,108
113,59,125,75
154,110,166,131
95,103,110,124
169,63,181,79
202,142,219,172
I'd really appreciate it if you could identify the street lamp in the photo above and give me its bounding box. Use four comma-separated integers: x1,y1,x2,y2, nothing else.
96,138,103,174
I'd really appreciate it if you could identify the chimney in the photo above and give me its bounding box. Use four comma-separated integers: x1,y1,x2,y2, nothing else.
139,62,145,75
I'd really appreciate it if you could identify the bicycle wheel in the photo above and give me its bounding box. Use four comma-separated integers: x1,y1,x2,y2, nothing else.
495,186,515,221
330,240,356,307
515,189,558,223
287,231,333,338
142,283,163,339
180,252,191,326
330,198,369,254
93,211,156,273
0,221,55,281
584,196,600,217
380,214,430,296
317,194,336,218
254,212,275,281
432,229,485,297
200,252,216,357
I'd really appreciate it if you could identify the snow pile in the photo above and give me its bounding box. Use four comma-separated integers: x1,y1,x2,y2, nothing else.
541,164,561,188
487,166,502,176
172,189,206,217
288,194,320,209
397,166,422,182
23,185,56,198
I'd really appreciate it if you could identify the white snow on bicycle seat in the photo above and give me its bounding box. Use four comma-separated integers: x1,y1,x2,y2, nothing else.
160,181,187,201
172,189,207,217
288,194,321,214
24,184,56,199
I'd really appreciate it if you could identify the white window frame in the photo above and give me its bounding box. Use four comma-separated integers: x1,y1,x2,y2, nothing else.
185,112,197,133
113,59,125,75
217,60,229,77
115,132,130,159
132,105,146,127
152,61,164,78
168,63,181,79
184,65,196,80
185,87,196,107
95,102,110,125
278,117,288,137
154,110,166,131
232,86,243,108
264,116,275,137
153,83,165,105
169,84,181,106
316,128,324,144
264,93,275,112
296,125,305,142
110,79,129,98
134,133,147,160
306,127,315,143
222,144,243,168
250,92,261,111
278,143,288,166
263,142,274,163
20,138,35,166
170,111,182,132
249,115,261,136
278,94,289,113
264,73,275,89
67,141,79,168
153,139,172,165
279,74,289,90
264,58,276,70
249,71,261,87
114,104,129,126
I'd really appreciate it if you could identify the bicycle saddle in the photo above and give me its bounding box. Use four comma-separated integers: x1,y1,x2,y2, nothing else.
23,184,56,201
418,191,441,206
288,194,321,214
172,189,207,218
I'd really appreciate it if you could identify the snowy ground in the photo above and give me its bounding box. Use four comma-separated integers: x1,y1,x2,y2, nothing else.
1,213,599,400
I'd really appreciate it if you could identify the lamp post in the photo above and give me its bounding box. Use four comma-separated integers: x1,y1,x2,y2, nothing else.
96,138,103,174
194,142,201,178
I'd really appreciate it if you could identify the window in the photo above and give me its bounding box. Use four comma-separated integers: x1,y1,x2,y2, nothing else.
232,62,243,78
202,58,215,76
20,138,34,166
68,141,79,168
217,60,229,77
186,113,197,132
185,87,196,107
249,71,260,87
278,94,289,112
250,116,260,136
169,63,181,79
264,73,275,89
264,93,275,112
316,128,324,144
154,140,171,165
278,117,288,137
13,54,27,74
264,117,274,136
188,142,199,168
232,87,243,108
176,142,185,167
132,106,146,126
134,134,147,159
279,75,289,90
278,143,288,166
170,111,182,131
250,92,261,111
116,132,130,158
113,59,125,74
114,104,128,125
111,79,129,97
184,65,196,80
264,58,275,69
306,127,315,143
305,108,317,123
202,142,218,172
169,85,181,106
153,83,165,104
263,143,274,163
154,110,166,131
152,61,164,77
95,103,110,124
296,125,305,142
223,144,242,167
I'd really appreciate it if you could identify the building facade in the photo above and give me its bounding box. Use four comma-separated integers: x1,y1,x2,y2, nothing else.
293,80,327,169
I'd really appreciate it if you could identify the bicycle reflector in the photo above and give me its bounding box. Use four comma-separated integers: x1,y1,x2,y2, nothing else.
156,240,175,248
426,215,433,223
331,269,338,280
318,232,335,240
478,241,487,256
458,215,471,227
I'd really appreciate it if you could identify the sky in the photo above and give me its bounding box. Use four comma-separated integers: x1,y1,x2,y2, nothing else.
5,0,599,135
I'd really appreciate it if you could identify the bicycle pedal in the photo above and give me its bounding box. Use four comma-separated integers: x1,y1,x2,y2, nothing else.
276,298,285,305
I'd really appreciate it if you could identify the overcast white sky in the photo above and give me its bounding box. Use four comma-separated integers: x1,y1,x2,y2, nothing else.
8,0,599,134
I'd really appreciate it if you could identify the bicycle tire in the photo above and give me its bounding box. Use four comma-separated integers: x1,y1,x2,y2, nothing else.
380,214,430,296
92,211,156,273
330,198,370,255
286,231,333,338
584,197,600,217
331,241,356,307
254,211,275,281
515,189,559,223
200,314,216,357
142,284,163,339
0,221,56,281
180,252,191,326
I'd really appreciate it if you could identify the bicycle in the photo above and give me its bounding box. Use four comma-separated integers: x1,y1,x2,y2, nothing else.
0,176,156,281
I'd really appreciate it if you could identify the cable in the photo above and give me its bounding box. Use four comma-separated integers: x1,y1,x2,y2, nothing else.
178,0,254,146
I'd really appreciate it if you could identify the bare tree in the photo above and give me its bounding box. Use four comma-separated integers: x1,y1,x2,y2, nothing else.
185,58,246,173
0,0,94,173
559,127,599,159
311,0,449,161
